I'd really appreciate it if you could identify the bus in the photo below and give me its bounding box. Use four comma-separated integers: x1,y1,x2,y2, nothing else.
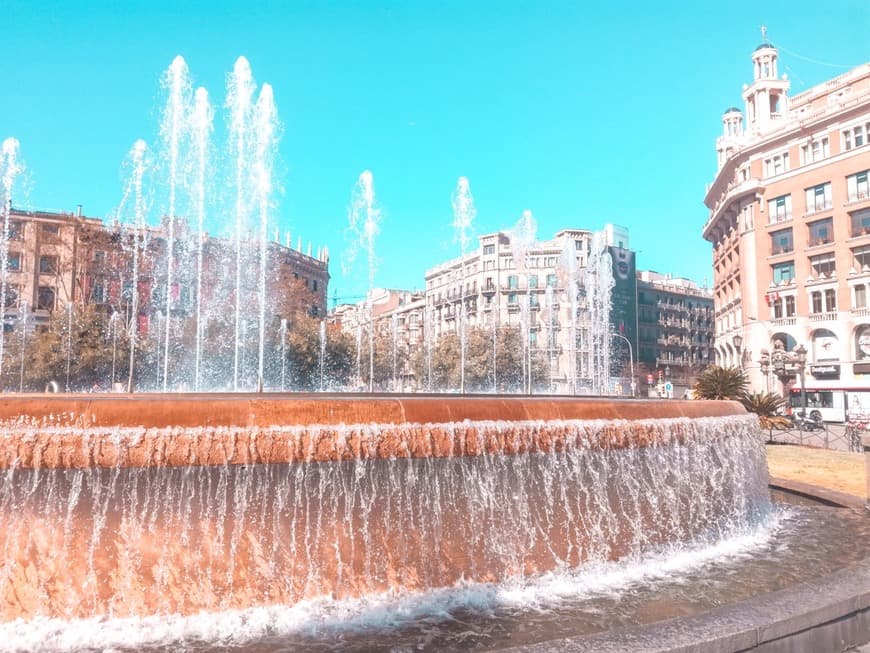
787,387,870,423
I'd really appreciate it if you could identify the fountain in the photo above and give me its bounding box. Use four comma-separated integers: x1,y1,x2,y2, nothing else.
0,57,867,652
0,395,867,652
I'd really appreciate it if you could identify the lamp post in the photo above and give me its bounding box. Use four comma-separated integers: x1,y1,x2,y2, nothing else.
611,331,635,397
795,344,808,418
732,333,743,369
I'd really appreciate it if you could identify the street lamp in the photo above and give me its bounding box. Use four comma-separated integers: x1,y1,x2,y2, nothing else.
732,334,743,369
611,331,635,397
795,344,808,418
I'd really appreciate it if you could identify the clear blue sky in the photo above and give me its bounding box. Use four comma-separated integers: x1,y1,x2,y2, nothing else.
2,1,868,305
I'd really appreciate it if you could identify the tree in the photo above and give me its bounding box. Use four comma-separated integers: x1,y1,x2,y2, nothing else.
692,365,747,400
740,391,790,430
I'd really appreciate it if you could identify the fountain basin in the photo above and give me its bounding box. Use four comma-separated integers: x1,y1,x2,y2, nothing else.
0,394,743,469
0,394,766,632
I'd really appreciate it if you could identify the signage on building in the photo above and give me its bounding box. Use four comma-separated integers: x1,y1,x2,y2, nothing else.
607,246,637,358
810,363,840,379
854,362,870,375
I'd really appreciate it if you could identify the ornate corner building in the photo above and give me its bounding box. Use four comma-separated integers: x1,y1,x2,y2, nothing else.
703,41,870,402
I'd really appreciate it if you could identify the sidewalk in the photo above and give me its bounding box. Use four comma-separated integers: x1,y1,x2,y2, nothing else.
766,443,867,500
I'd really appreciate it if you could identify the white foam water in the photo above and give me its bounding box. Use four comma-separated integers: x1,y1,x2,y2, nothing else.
0,509,784,653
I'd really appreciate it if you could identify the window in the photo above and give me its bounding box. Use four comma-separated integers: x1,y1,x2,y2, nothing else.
3,285,18,308
853,245,870,271
770,228,793,255
37,286,56,311
768,194,792,223
843,122,869,151
772,261,795,284
528,274,538,289
811,291,823,313
808,218,833,246
575,239,583,251
529,294,539,308
7,251,21,272
485,277,494,290
41,223,60,238
855,285,867,309
801,137,829,164
847,170,869,201
825,288,837,312
809,252,836,278
546,273,557,288
92,281,107,304
507,292,518,305
7,221,23,240
507,275,518,289
804,182,832,213
857,326,870,360
786,295,796,316
39,255,58,274
312,280,318,292
764,152,790,177
483,244,495,255
851,208,870,237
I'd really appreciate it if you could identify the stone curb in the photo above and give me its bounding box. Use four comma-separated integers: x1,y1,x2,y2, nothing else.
768,476,866,509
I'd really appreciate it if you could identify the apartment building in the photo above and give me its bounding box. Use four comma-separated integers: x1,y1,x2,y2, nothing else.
636,271,714,390
1,207,330,331
423,225,638,394
703,41,870,398
333,288,426,391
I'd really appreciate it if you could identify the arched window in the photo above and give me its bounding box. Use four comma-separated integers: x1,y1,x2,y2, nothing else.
856,325,870,361
812,329,839,361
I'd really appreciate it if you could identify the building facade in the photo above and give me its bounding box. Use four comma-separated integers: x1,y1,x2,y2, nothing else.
423,226,638,394
1,207,330,331
703,43,870,402
636,271,714,393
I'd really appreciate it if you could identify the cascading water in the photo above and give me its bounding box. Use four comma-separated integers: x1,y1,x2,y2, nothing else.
159,56,192,392
451,176,476,394
227,57,257,392
584,231,614,395
559,235,581,394
509,210,537,393
345,171,381,392
190,86,213,391
0,406,770,629
252,84,279,390
115,140,149,393
0,138,23,384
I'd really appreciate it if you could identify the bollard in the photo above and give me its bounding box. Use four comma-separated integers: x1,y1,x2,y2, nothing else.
864,435,870,511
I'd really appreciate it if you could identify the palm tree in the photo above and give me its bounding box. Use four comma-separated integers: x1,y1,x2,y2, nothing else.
741,391,791,430
693,365,747,400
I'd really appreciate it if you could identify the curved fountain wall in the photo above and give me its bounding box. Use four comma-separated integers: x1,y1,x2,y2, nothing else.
0,395,767,624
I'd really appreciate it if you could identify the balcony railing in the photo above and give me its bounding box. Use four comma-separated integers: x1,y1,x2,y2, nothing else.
809,311,838,322
770,317,797,326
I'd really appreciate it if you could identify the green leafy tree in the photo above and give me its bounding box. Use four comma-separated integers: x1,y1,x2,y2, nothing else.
692,365,747,400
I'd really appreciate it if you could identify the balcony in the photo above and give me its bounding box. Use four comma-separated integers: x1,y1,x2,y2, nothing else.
809,312,838,322
770,317,797,326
